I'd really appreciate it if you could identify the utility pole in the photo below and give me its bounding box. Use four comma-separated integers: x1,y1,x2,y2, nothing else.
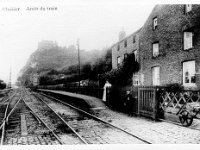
8,67,11,88
77,39,81,87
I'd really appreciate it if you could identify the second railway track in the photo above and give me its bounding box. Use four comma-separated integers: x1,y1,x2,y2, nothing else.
23,90,87,144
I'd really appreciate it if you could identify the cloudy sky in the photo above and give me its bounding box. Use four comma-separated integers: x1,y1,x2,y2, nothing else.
0,0,191,85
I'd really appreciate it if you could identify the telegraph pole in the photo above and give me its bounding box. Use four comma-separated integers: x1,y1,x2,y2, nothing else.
77,39,81,87
7,67,11,88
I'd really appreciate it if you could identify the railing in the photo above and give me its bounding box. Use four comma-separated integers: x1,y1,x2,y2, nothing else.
159,90,200,115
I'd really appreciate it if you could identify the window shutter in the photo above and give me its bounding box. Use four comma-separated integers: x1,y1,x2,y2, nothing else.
117,57,121,64
153,43,159,56
155,67,160,85
152,67,160,85
184,32,193,50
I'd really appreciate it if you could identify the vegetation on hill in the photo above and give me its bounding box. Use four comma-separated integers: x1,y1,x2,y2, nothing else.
18,41,112,87
38,48,112,86
17,40,139,87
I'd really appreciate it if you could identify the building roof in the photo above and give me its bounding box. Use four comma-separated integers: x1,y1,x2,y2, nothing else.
110,27,142,49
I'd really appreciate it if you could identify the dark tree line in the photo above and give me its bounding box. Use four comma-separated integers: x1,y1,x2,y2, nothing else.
0,80,6,89
39,49,112,86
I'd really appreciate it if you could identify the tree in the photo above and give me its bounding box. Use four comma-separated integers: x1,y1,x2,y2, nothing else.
47,69,59,75
100,52,139,86
39,75,55,85
0,80,6,89
81,63,92,78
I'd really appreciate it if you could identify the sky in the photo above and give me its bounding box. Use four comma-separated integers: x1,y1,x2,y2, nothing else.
0,0,194,85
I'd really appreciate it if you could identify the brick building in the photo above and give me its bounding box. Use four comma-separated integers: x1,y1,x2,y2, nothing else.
111,29,141,85
139,4,200,89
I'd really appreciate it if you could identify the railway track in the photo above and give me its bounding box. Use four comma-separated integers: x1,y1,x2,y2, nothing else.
0,91,22,144
0,91,19,124
4,99,62,145
1,89,66,145
34,91,151,144
0,92,10,104
23,90,87,145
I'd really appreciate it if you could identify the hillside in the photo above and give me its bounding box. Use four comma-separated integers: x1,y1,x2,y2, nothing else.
18,41,108,85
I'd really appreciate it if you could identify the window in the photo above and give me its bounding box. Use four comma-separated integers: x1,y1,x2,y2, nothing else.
124,53,128,59
185,4,192,13
153,43,159,57
183,61,196,87
124,40,127,47
184,32,193,50
117,44,120,51
133,73,139,86
140,74,144,85
152,66,160,86
133,35,136,43
117,56,121,67
153,17,158,30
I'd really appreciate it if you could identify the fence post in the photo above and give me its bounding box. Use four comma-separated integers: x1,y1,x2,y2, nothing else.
137,86,140,117
153,87,157,120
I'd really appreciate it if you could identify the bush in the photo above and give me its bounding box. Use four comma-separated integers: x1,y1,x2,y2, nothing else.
0,80,6,89
107,85,129,110
164,83,184,92
100,52,139,86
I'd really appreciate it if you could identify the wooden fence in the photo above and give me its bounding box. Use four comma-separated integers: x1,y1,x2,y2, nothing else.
158,90,200,115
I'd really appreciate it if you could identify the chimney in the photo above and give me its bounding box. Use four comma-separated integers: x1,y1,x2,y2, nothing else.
119,29,126,41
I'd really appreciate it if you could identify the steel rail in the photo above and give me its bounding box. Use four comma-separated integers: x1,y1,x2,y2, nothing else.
29,111,41,125
5,94,23,123
0,97,11,105
0,91,17,111
30,92,88,144
38,92,152,144
0,92,17,130
22,98,63,145
0,122,5,145
0,92,14,104
0,94,14,145
19,89,41,125
0,92,22,145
